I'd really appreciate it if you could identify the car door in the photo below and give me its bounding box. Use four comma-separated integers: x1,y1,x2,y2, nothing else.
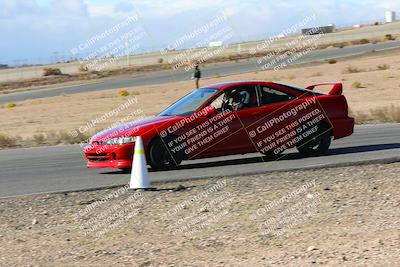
243,83,299,155
187,86,256,159
225,84,265,154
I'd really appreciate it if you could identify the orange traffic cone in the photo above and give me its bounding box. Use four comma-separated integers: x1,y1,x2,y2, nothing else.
129,136,151,189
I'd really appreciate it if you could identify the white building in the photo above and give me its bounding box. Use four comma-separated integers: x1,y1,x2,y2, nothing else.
385,11,396,23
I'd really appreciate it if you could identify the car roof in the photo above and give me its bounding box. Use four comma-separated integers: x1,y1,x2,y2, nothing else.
200,80,320,96
203,80,270,90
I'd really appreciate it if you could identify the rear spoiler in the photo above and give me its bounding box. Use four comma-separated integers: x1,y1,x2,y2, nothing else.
306,83,343,95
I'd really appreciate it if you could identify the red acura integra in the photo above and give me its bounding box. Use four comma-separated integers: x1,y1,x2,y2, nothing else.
83,81,354,170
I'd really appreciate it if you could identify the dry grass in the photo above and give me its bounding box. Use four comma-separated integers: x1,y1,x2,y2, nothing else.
32,133,46,145
79,65,89,73
56,131,90,145
353,105,400,123
352,81,363,88
3,103,16,108
43,68,62,76
118,90,130,97
0,131,91,149
352,38,370,45
0,134,20,148
342,66,366,74
377,64,390,70
385,34,395,41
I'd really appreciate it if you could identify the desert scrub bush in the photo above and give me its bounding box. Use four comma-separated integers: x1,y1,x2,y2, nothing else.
377,64,390,70
214,73,221,78
333,42,347,48
342,66,365,74
157,58,164,64
0,134,18,148
3,103,16,108
352,39,370,45
79,64,89,73
352,81,363,88
118,90,130,97
352,106,400,123
353,112,370,124
43,67,62,76
385,34,395,41
327,59,337,64
58,131,90,145
370,105,400,122
32,133,46,145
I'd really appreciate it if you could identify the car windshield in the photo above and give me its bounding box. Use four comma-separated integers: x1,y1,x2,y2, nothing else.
160,88,218,116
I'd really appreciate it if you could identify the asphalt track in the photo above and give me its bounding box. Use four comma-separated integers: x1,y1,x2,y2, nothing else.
1,41,400,105
0,124,399,198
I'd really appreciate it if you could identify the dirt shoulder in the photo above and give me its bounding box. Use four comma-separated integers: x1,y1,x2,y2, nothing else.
1,162,399,266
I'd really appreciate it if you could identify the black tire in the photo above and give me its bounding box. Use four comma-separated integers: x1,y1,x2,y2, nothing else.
148,137,184,170
296,122,332,157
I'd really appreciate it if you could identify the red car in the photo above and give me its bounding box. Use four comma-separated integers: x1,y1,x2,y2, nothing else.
83,81,354,170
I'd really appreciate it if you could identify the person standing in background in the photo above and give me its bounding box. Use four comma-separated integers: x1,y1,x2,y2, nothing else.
193,64,201,88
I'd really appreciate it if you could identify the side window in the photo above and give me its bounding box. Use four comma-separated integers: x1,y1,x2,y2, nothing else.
224,86,259,111
260,86,295,105
209,93,225,111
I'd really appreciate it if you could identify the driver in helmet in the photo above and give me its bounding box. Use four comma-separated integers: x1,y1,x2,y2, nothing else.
230,90,251,111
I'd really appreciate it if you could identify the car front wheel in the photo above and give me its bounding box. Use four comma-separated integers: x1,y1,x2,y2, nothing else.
148,137,184,170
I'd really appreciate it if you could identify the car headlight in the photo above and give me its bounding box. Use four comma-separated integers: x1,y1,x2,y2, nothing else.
104,136,137,145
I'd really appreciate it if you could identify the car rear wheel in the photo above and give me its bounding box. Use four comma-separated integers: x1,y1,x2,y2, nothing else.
296,122,332,157
148,137,184,170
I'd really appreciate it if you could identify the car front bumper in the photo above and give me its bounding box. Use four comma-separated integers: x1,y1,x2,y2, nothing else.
83,143,135,169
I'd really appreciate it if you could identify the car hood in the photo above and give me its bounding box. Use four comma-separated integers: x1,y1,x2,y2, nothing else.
90,115,179,143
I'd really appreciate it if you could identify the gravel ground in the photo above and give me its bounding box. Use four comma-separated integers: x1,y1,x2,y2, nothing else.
1,162,399,267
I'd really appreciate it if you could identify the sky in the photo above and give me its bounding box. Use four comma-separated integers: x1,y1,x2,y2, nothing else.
1,0,400,65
